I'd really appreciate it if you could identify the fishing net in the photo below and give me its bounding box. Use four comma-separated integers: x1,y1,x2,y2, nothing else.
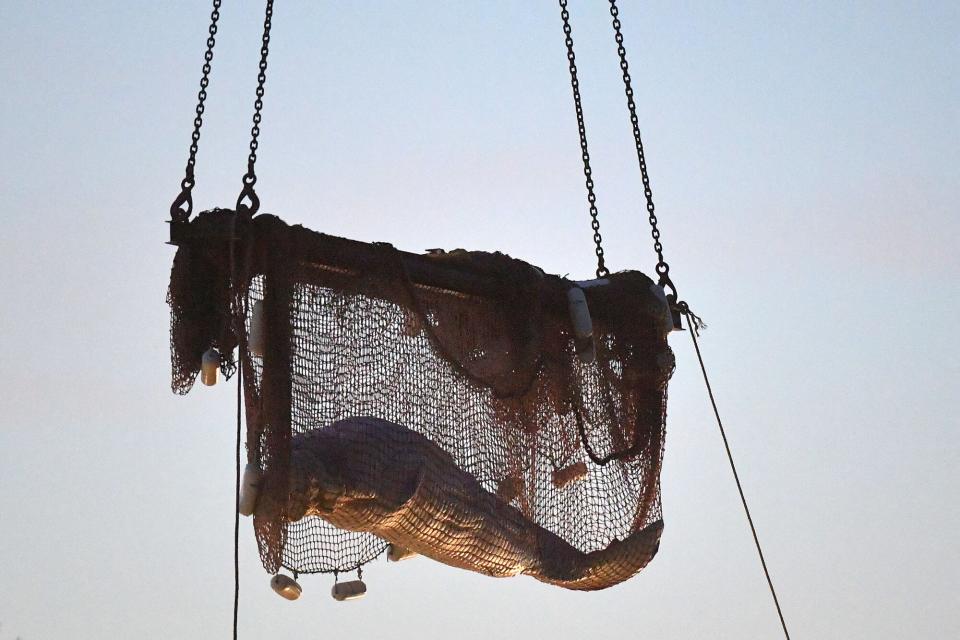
168,209,674,588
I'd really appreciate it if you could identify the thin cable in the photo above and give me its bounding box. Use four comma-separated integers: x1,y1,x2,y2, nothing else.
233,366,241,640
232,379,241,638
685,313,791,640
229,216,242,639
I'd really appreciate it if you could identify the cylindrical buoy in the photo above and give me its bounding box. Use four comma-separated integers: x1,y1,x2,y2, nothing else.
575,277,611,289
271,574,302,601
387,544,418,562
249,300,265,356
567,287,596,364
200,348,220,386
567,287,593,340
575,339,596,364
331,580,367,601
238,463,263,516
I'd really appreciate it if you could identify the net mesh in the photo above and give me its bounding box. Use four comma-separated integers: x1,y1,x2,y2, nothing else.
169,209,674,588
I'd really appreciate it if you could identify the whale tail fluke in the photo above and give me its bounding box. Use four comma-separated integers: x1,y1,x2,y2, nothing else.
529,519,664,591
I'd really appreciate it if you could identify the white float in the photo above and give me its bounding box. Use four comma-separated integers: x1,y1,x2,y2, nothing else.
238,463,263,516
270,574,302,601
200,348,220,386
566,287,596,363
331,580,367,601
575,278,611,289
249,300,265,356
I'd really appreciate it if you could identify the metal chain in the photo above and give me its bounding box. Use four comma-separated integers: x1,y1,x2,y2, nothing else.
607,0,672,290
236,0,275,216
170,0,222,221
558,0,609,279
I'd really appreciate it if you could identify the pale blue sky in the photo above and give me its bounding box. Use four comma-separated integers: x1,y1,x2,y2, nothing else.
1,1,958,638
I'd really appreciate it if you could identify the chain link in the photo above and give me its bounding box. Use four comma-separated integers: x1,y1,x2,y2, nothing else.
170,0,222,221
236,0,275,215
558,0,609,279
607,0,671,285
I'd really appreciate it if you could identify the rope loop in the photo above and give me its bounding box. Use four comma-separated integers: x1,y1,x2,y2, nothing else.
676,298,706,335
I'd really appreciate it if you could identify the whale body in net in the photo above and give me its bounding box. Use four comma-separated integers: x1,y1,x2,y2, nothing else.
257,417,663,590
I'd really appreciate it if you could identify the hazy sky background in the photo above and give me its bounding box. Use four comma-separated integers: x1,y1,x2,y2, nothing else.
1,1,958,638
